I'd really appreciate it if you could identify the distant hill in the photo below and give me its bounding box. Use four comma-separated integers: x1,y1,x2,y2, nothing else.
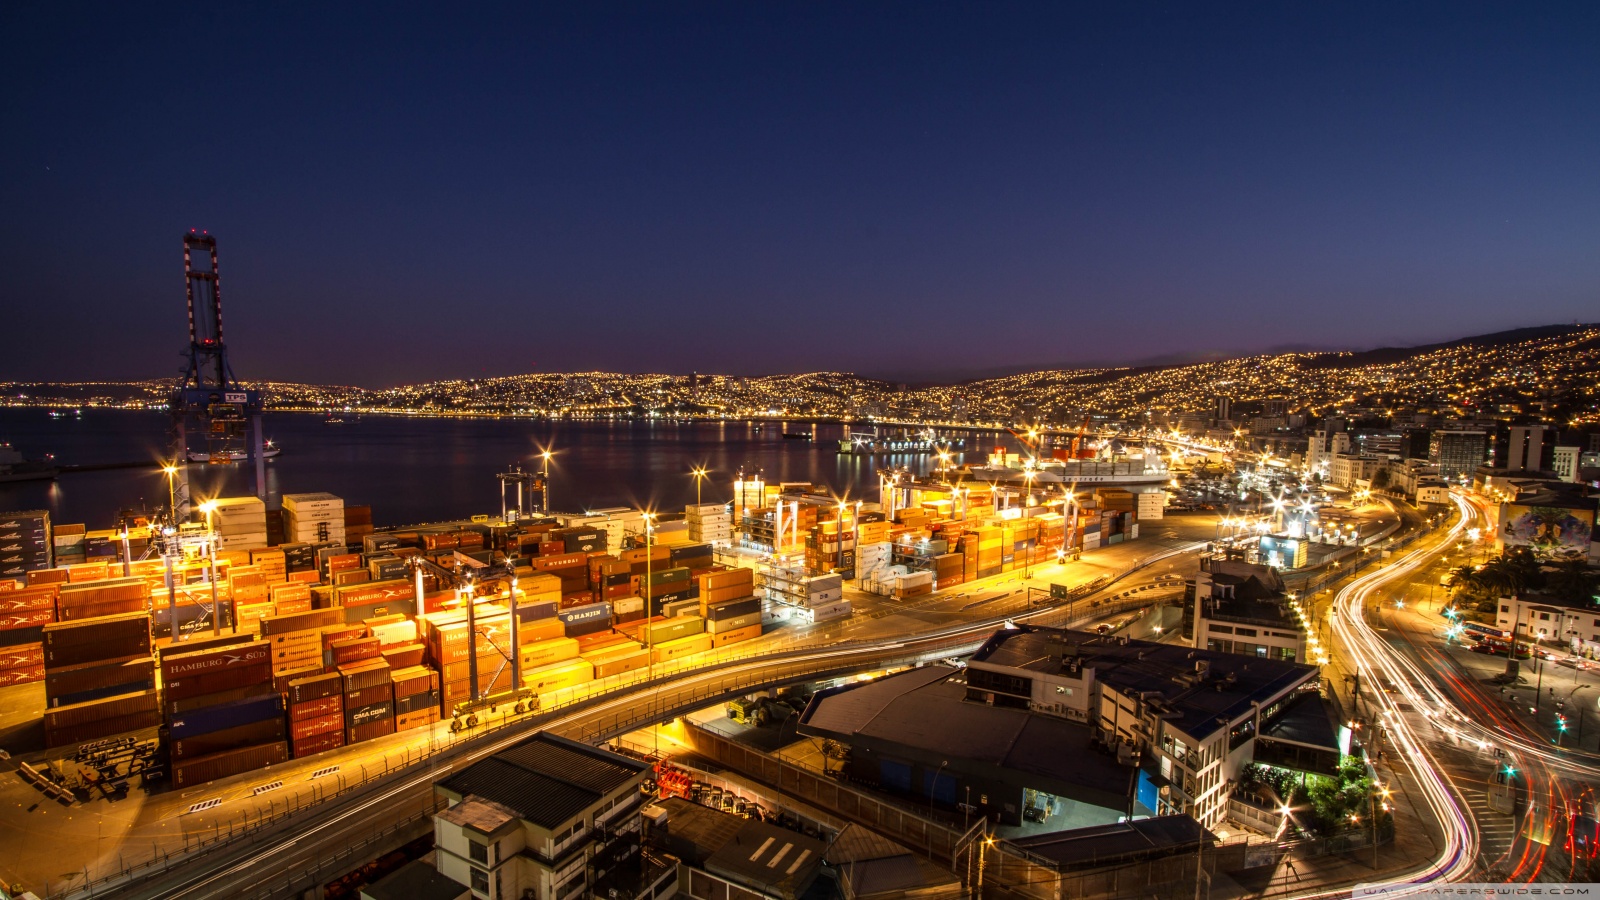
1301,324,1599,370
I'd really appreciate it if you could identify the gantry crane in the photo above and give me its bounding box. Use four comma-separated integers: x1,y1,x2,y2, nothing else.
167,231,266,520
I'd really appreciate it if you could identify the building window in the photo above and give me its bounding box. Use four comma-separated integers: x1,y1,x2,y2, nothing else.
1540,613,1551,621
469,840,488,864
1235,627,1258,637
471,867,490,894
1502,605,1510,614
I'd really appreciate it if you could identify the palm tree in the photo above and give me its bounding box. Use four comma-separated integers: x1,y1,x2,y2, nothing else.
1445,564,1481,597
1479,549,1544,600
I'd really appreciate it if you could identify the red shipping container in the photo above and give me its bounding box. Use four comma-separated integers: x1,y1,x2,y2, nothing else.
172,741,288,788
0,642,45,671
346,718,394,744
320,626,367,651
161,641,270,682
291,730,345,758
344,682,393,709
330,636,380,666
45,710,162,748
168,682,275,717
287,671,342,705
0,586,58,613
0,608,55,631
273,664,323,693
440,678,470,707
390,666,436,698
44,688,159,731
290,711,343,742
0,664,44,686
164,662,272,703
380,643,425,669
45,655,154,700
339,660,390,692
289,694,343,722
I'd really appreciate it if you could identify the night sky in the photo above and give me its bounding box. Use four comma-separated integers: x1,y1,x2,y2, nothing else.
3,4,1597,386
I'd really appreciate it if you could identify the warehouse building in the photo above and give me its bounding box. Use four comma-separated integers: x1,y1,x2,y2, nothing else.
800,627,1324,832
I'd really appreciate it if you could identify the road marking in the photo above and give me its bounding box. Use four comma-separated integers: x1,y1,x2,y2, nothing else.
253,780,284,796
185,798,222,815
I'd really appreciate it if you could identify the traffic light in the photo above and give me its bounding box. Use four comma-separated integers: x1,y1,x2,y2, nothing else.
1558,715,1569,732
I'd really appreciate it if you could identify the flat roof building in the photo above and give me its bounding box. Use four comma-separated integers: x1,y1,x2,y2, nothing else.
431,732,651,900
801,627,1324,832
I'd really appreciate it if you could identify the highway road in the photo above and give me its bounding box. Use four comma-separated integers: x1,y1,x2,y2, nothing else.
1323,490,1600,892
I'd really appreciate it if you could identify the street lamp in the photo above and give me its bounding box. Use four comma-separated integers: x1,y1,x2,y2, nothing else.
162,463,180,520
540,450,555,512
198,500,222,637
691,466,710,506
641,511,657,675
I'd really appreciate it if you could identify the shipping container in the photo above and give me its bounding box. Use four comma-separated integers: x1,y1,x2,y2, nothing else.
170,692,287,740
167,681,276,717
347,718,394,744
292,730,345,759
523,657,593,695
171,741,288,788
171,716,286,760
289,693,343,723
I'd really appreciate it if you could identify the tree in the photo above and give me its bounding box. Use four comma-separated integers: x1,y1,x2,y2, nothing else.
1477,549,1544,599
1547,559,1600,606
1445,564,1482,598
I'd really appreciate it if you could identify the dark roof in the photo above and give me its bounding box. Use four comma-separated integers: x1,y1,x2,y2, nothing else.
798,668,1134,811
1258,693,1341,751
438,732,648,830
969,626,1317,740
361,859,469,900
653,797,826,900
828,824,961,899
1008,816,1215,870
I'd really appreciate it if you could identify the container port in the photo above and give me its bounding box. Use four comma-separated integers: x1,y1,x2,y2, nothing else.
0,454,1165,797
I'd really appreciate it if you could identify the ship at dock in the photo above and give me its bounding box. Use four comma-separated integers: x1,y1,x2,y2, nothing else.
186,439,282,464
839,427,968,455
963,445,1172,488
0,441,60,483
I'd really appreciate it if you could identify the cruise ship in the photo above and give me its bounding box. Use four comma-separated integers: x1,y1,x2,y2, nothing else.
839,427,968,455
186,440,282,464
967,446,1172,488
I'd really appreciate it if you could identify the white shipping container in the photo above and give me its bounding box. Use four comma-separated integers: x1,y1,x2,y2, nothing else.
802,600,852,623
805,588,843,606
281,492,344,512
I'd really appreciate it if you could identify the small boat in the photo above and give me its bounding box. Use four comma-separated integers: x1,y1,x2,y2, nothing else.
782,432,814,441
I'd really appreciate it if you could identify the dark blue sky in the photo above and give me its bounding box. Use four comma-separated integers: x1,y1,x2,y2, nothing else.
3,3,1597,386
